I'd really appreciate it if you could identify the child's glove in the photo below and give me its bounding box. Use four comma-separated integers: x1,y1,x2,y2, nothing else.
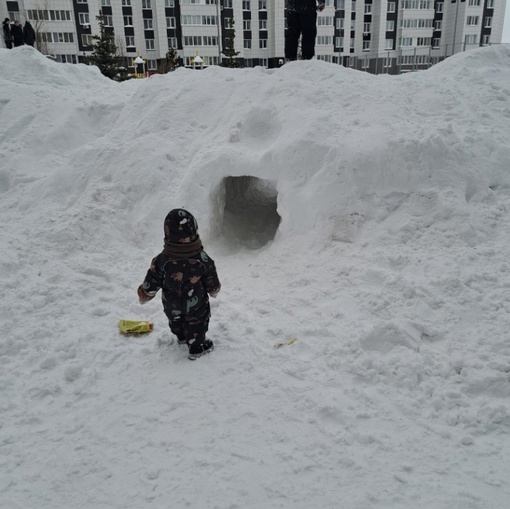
209,285,221,299
137,285,154,304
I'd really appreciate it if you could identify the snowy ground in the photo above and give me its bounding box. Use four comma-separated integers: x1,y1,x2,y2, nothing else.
1,45,510,509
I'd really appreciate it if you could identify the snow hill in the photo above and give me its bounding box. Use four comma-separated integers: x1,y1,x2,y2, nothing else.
1,45,510,508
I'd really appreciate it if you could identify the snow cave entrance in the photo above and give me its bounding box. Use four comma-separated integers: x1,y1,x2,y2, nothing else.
217,176,281,250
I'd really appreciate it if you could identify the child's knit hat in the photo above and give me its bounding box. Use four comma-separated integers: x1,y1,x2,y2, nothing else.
164,209,199,244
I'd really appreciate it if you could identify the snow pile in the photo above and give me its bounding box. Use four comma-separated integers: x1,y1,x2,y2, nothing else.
1,44,510,508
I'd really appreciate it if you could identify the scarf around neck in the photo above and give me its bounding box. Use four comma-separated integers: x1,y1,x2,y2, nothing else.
163,237,203,259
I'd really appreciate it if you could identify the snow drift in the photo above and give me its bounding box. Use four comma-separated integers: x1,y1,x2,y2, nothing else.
1,45,510,508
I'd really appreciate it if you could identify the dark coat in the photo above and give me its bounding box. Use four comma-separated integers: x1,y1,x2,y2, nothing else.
23,21,36,47
141,245,220,314
11,23,23,47
140,244,221,342
2,20,13,48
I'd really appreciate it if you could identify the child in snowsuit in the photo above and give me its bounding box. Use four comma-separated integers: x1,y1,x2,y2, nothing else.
138,209,221,360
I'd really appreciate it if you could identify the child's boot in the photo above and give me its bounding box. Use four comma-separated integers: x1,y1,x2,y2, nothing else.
188,339,214,360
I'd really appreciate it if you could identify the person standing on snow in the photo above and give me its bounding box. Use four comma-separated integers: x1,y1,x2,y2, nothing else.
23,21,36,47
137,209,221,360
11,20,24,47
285,0,325,61
2,18,13,49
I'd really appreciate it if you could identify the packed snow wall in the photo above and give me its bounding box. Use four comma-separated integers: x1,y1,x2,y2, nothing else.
1,46,509,253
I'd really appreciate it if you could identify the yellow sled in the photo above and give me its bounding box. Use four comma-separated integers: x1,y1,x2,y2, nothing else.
118,319,153,336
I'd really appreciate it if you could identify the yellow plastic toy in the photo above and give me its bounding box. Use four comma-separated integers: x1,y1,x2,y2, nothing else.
118,320,153,336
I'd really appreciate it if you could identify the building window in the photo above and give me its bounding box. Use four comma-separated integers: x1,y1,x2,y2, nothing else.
465,34,477,45
364,4,371,14
416,37,431,46
243,20,251,30
363,40,370,51
126,36,135,47
224,0,233,7
259,20,267,30
385,39,393,50
401,18,433,28
181,15,217,25
317,35,332,45
401,37,413,46
259,39,267,49
79,13,90,25
147,59,157,70
482,34,491,45
144,19,153,29
402,0,432,7
46,32,75,43
486,0,493,7
484,17,492,28
337,0,345,8
336,18,344,29
142,0,151,9
468,0,480,5
243,1,251,10
146,39,155,50
466,16,479,26
104,15,113,26
184,35,201,45
168,37,177,48
124,16,133,26
259,0,267,9
432,37,440,47
244,39,251,49
363,23,371,33
165,0,175,6
167,17,176,28
58,54,78,64
101,0,111,6
434,20,442,30
122,0,131,5
81,34,93,46
436,2,443,12
387,2,396,12
386,20,394,31
318,16,334,26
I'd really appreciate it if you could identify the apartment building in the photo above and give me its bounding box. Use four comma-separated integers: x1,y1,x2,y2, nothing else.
1,0,506,74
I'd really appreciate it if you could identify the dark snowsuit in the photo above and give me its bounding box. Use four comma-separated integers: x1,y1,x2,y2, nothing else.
23,21,36,47
285,0,324,60
11,22,23,47
138,209,221,351
2,19,13,49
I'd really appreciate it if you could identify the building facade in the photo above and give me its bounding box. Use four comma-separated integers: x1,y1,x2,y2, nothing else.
1,0,506,74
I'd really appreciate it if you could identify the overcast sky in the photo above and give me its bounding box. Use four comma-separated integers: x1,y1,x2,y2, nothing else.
504,0,510,42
